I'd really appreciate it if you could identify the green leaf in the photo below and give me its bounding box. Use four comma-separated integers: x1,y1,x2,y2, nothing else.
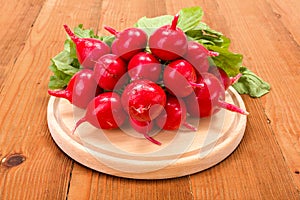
135,6,203,35
52,49,73,65
64,39,77,59
135,15,173,35
74,24,99,39
48,75,71,89
185,22,231,49
208,46,243,76
197,22,223,37
220,35,231,49
48,48,80,89
51,50,79,75
52,60,79,76
48,64,72,89
100,35,115,46
233,67,271,97
197,39,216,46
177,6,203,32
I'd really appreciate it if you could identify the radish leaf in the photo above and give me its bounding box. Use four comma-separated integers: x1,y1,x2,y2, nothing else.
135,15,173,35
207,45,243,76
177,6,203,32
233,67,271,97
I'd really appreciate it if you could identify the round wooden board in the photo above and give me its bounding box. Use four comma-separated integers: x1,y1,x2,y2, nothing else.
47,87,247,179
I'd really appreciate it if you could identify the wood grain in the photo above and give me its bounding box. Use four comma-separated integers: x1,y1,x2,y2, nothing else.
263,0,300,189
191,96,299,199
0,0,299,199
0,0,105,199
69,163,193,200
210,0,300,190
0,0,44,66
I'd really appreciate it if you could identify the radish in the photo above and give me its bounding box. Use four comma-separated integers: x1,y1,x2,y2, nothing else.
149,14,188,61
163,59,204,97
156,96,196,131
48,69,102,108
129,117,161,145
184,41,218,74
72,92,127,133
127,52,162,82
185,73,249,118
121,79,166,122
63,25,110,69
104,26,148,61
209,66,242,90
93,54,127,91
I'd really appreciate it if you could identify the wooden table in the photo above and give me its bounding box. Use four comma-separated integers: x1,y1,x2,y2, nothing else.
0,0,299,199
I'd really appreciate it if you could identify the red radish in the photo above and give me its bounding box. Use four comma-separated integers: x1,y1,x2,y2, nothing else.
156,96,196,131
184,41,218,73
63,25,110,69
104,26,148,61
127,52,162,82
121,79,166,122
209,66,242,90
129,117,154,135
163,59,204,97
185,73,249,118
149,14,188,61
72,92,127,132
129,117,161,145
48,69,102,108
93,54,127,91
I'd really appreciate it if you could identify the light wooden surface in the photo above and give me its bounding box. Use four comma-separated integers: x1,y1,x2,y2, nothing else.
0,0,299,199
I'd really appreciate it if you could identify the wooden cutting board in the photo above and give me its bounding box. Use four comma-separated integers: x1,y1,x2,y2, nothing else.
47,87,247,179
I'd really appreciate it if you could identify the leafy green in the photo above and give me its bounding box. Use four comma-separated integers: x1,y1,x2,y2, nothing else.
177,6,203,32
233,67,271,97
51,51,78,75
73,24,99,39
100,35,115,46
48,66,73,89
207,45,243,76
48,49,80,89
135,6,203,35
135,15,173,35
185,22,226,47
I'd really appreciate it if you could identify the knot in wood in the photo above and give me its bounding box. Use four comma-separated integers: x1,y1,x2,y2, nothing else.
1,153,26,168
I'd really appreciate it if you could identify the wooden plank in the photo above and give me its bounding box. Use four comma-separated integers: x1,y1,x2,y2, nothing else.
67,164,93,200
69,164,193,200
0,0,105,199
208,0,300,191
267,0,300,44
264,0,300,189
0,0,44,65
191,96,299,199
97,0,167,34
187,0,300,198
0,0,45,91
